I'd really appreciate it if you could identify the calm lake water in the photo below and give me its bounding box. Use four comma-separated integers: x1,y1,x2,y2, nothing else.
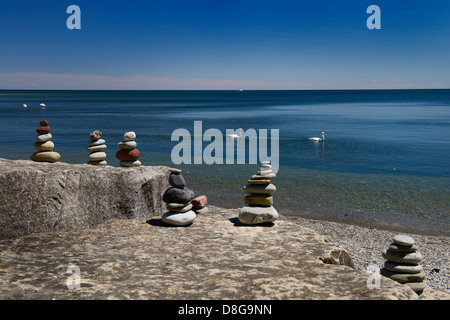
1,89,449,235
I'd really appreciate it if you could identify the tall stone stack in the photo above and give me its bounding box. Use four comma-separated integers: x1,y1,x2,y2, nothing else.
116,131,141,167
380,234,426,294
87,130,107,166
161,168,196,226
31,120,60,163
238,161,278,225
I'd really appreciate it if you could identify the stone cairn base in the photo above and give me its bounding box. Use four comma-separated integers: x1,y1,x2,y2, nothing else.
238,161,278,225
31,120,60,163
116,131,141,167
87,130,107,165
380,234,426,294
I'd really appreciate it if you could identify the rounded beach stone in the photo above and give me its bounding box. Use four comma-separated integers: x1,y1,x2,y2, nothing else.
88,151,107,161
162,210,196,226
162,187,195,204
384,261,423,274
89,130,102,141
123,131,136,141
382,249,423,264
166,203,193,213
36,126,51,134
116,149,140,161
404,281,427,292
30,151,60,163
33,141,54,151
39,120,49,126
248,179,271,184
238,205,278,225
117,141,137,150
165,202,191,209
119,160,141,167
393,235,415,246
86,144,107,152
251,173,276,180
260,161,271,166
169,173,187,188
243,183,276,195
388,243,419,253
380,268,425,283
258,169,272,176
89,139,106,146
36,133,52,142
244,194,273,207
169,168,182,173
88,160,107,166
191,195,207,209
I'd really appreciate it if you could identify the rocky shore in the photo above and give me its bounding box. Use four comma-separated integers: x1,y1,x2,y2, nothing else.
0,159,448,300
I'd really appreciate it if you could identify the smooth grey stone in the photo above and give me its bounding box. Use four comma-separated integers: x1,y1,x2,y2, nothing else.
119,160,141,167
238,205,278,225
118,141,137,150
195,207,208,214
404,281,427,292
36,133,52,142
166,203,193,213
380,268,425,283
388,242,419,253
251,173,276,180
384,261,423,274
123,131,136,141
162,210,196,226
86,144,107,152
88,151,107,161
162,187,194,203
169,172,186,188
382,249,423,264
87,160,107,166
165,202,190,208
169,168,182,173
243,183,276,195
393,235,415,246
33,141,54,151
88,139,106,146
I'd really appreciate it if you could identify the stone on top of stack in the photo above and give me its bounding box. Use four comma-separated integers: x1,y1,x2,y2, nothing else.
238,161,278,225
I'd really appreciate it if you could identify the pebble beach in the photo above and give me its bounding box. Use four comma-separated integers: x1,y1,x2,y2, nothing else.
285,214,449,294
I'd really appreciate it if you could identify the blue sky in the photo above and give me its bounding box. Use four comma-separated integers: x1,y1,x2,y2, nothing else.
1,0,449,89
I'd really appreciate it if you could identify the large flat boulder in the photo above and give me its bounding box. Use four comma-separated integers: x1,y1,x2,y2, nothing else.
0,158,169,240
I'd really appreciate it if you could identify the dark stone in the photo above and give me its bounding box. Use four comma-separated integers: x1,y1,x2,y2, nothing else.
36,126,50,134
116,149,140,161
162,187,194,204
39,120,49,126
169,173,186,188
89,130,102,141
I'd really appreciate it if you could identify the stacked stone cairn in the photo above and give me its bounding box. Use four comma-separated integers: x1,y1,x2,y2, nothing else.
31,119,60,163
161,168,196,226
238,161,278,225
116,131,141,167
87,130,107,166
380,234,426,294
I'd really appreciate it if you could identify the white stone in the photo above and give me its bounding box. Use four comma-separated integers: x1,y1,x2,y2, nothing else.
36,133,52,142
393,234,415,246
238,205,278,225
88,139,106,146
123,131,136,141
86,144,107,152
162,210,196,226
88,151,107,161
119,160,141,167
166,203,193,213
88,160,107,166
118,141,137,150
258,169,272,175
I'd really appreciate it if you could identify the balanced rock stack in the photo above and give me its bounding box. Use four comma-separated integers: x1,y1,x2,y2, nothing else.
161,168,196,226
380,234,426,294
31,120,60,163
87,130,107,166
238,161,278,225
116,131,141,167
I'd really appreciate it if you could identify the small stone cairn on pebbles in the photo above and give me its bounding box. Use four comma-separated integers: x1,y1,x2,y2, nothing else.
87,130,107,166
161,168,198,226
116,131,141,167
380,234,426,294
31,119,60,163
238,161,278,225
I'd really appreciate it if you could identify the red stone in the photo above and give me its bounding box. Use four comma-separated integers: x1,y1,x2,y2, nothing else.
36,126,50,134
191,195,207,209
116,149,140,161
40,120,49,126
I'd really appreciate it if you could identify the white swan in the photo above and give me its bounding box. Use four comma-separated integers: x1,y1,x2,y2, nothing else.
228,128,243,140
40,103,46,107
23,104,27,108
309,132,325,142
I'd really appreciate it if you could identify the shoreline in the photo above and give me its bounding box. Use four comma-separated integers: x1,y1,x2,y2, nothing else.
281,212,449,294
